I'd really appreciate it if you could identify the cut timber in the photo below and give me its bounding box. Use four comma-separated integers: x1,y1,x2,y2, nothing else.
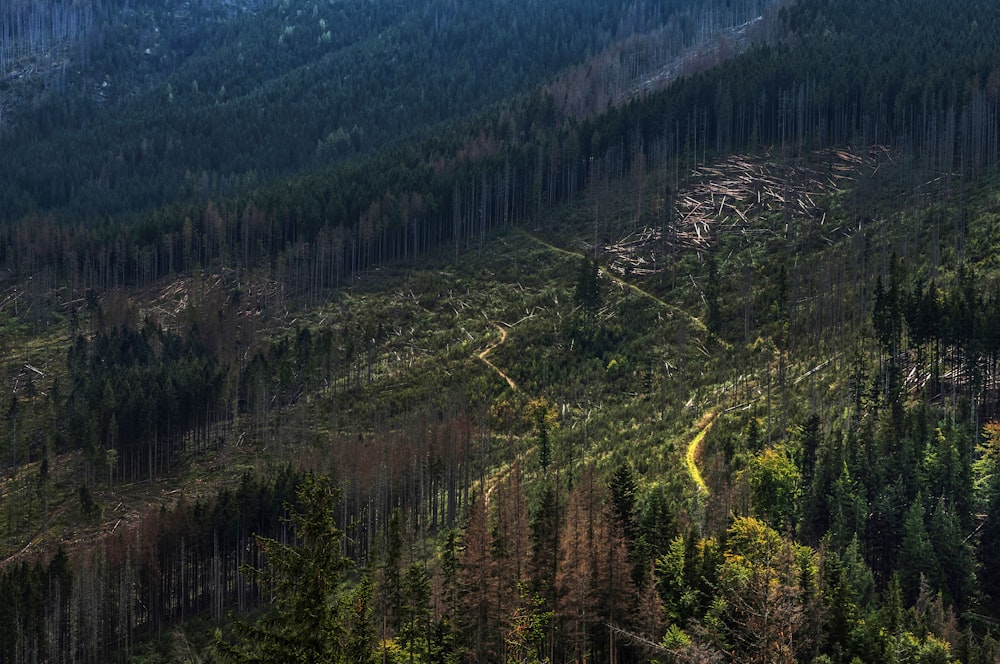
604,147,877,275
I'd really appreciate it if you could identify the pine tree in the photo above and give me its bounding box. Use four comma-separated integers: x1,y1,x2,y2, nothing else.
574,256,602,316
214,475,359,664
556,469,601,661
705,251,722,336
536,409,551,473
529,482,560,661
978,476,1000,614
382,508,404,634
458,493,496,661
399,562,432,662
609,463,641,583
897,495,940,604
345,575,377,664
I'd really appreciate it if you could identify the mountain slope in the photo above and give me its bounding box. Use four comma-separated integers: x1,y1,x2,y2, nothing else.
0,0,770,222
2,0,1000,661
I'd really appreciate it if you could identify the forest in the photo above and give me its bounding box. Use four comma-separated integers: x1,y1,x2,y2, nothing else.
2,0,1000,662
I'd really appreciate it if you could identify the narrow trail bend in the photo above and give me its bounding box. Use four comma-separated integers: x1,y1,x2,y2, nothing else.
478,323,517,391
685,410,716,494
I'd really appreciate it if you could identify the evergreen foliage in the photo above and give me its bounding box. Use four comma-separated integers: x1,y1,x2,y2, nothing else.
214,474,357,664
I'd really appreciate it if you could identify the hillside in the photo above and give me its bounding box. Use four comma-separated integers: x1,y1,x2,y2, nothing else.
3,139,999,662
1,0,1000,662
0,0,769,222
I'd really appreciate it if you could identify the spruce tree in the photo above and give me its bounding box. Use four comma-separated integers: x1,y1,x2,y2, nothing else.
574,256,602,316
215,475,359,664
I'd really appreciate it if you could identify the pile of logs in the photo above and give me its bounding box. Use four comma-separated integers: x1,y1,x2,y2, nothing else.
604,147,886,276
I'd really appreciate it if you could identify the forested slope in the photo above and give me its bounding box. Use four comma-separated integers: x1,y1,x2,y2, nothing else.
0,0,771,221
1,0,1000,662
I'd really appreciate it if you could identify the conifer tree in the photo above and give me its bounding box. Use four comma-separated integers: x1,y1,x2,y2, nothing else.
214,475,359,664
574,256,602,316
978,476,1000,614
399,562,432,662
897,495,940,604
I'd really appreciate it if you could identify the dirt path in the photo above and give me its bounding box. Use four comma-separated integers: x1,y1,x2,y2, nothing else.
685,410,716,494
476,323,523,506
478,323,517,390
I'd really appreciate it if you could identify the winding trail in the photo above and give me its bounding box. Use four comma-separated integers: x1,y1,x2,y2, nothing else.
475,322,521,507
685,411,716,494
478,323,517,391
